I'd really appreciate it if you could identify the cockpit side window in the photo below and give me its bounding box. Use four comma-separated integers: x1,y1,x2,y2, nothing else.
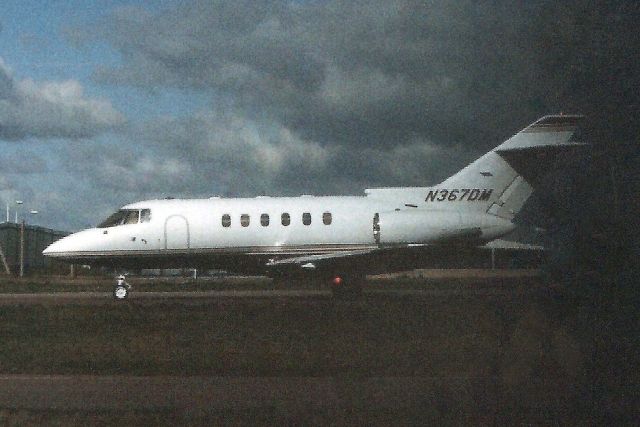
123,210,140,224
140,209,151,223
98,210,127,228
98,209,148,228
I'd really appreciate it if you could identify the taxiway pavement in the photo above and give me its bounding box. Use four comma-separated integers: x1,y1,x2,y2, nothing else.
0,374,494,413
0,284,551,305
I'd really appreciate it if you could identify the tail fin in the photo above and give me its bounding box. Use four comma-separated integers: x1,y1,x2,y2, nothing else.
437,114,585,220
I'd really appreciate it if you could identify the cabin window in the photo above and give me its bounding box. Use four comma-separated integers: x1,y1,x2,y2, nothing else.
281,213,290,226
323,212,332,225
241,214,250,227
302,212,311,226
222,214,231,228
140,209,151,223
260,213,269,226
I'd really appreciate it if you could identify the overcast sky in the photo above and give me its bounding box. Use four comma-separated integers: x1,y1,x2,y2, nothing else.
0,0,637,231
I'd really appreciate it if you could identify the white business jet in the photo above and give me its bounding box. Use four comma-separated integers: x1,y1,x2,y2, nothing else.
43,114,585,298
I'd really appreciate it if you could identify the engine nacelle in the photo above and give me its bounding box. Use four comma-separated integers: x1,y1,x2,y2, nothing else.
375,210,515,245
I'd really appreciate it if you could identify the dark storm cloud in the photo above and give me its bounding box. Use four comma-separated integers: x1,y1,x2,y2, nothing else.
54,0,639,231
0,150,47,174
59,110,462,210
83,0,639,152
0,59,124,141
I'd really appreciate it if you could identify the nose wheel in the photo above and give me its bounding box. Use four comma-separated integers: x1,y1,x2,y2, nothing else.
113,275,132,300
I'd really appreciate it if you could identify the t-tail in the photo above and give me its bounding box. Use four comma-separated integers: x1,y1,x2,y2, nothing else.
427,114,585,220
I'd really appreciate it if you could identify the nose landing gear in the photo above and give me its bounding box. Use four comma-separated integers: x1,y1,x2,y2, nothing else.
113,275,132,300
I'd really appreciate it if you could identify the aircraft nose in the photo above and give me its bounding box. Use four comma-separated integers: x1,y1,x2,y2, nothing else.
43,235,72,257
42,244,53,255
43,230,94,257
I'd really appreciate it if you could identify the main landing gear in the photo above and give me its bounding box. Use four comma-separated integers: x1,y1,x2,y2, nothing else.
113,275,132,300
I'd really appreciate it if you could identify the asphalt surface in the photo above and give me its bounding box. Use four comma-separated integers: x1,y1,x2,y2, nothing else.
0,290,329,304
0,275,552,415
0,375,493,413
0,286,550,305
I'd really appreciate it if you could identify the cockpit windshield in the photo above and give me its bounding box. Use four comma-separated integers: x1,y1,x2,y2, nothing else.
98,209,151,228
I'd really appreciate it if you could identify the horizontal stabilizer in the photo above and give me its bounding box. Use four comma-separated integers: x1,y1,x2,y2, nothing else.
495,114,585,152
493,114,586,184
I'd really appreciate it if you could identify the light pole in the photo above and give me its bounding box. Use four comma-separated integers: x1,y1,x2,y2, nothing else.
15,200,23,223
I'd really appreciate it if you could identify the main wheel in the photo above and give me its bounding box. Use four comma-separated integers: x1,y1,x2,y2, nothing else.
113,285,129,300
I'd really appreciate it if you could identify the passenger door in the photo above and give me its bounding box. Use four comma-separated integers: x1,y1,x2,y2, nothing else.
164,215,190,250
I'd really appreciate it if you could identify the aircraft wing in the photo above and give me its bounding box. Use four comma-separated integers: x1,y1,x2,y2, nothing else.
265,249,376,269
482,239,545,250
264,227,487,272
264,237,544,275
